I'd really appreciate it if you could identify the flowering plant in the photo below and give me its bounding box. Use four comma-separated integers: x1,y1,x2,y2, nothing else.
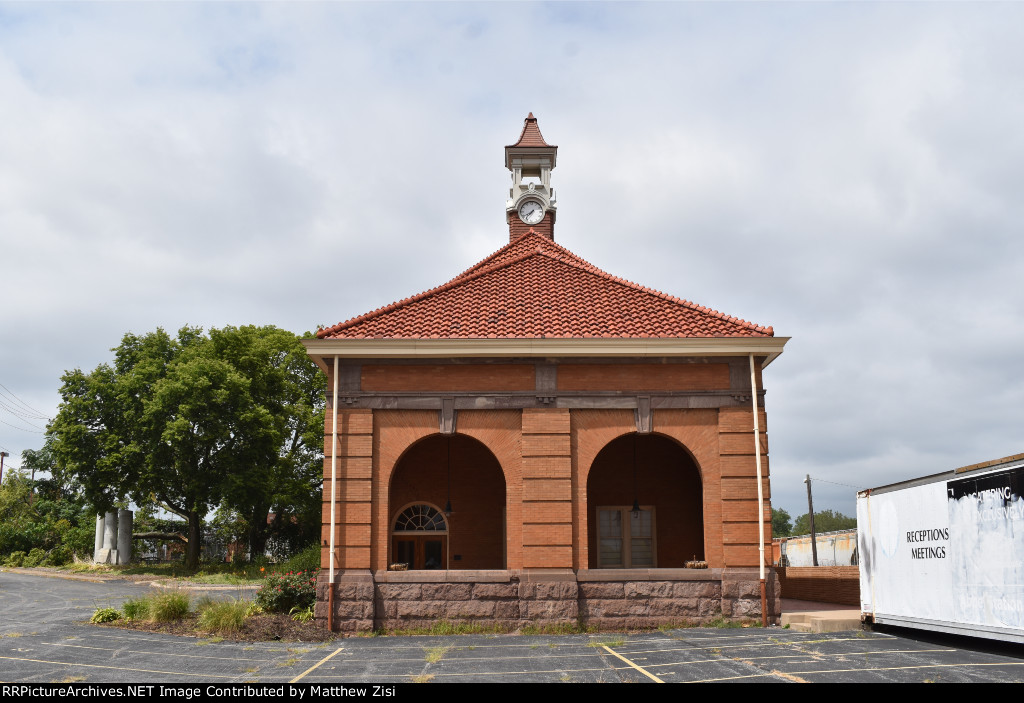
254,569,317,613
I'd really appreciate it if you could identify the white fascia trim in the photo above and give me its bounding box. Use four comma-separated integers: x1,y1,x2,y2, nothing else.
303,337,789,367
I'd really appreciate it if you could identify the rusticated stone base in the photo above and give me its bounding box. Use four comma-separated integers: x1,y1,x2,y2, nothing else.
314,570,374,632
317,568,780,632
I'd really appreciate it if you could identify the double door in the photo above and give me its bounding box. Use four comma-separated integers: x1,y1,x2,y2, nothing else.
392,535,447,570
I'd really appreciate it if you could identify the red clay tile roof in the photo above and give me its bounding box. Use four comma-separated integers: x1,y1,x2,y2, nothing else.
507,112,555,148
316,231,773,339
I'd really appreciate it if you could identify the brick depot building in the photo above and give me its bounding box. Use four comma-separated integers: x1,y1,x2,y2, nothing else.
304,115,788,631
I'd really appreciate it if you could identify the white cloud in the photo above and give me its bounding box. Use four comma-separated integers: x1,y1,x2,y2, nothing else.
1,2,1022,517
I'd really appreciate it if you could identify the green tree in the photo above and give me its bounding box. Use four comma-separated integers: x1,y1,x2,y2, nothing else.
0,444,94,561
792,509,857,536
49,325,324,570
209,326,325,559
771,507,792,537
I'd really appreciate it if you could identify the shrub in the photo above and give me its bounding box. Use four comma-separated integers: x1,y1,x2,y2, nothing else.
0,525,37,556
5,551,26,567
255,569,317,613
121,598,150,621
197,599,249,634
23,548,47,567
91,607,121,623
277,543,320,574
150,591,191,622
60,524,96,560
45,545,71,566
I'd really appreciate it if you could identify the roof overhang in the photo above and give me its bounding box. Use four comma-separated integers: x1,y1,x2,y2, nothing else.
303,337,789,372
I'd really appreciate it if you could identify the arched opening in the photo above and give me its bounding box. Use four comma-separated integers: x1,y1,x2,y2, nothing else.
586,433,704,569
388,433,506,570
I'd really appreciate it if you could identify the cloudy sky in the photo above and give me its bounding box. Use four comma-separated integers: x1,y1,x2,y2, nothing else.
1,2,1022,521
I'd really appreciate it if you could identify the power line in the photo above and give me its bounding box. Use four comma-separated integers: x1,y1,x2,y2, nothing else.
0,402,49,422
0,417,45,433
0,383,48,417
809,476,863,490
0,401,49,429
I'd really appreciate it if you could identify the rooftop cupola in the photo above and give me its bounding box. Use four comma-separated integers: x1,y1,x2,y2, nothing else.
505,113,557,242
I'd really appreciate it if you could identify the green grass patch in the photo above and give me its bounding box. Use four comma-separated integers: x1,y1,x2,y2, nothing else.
187,572,261,586
588,638,625,648
423,645,450,663
379,619,508,636
108,562,266,583
704,615,760,629
519,621,595,635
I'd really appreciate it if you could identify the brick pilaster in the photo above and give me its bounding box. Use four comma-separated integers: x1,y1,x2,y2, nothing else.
521,408,572,568
718,407,771,567
322,409,374,570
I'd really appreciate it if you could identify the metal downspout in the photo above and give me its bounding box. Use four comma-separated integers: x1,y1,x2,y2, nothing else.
750,353,768,627
328,355,339,632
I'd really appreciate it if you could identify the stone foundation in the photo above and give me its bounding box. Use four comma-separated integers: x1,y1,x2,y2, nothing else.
316,568,780,632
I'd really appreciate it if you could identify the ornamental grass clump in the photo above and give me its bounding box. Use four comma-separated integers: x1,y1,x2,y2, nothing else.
121,598,150,621
255,569,317,613
150,591,191,622
197,599,249,634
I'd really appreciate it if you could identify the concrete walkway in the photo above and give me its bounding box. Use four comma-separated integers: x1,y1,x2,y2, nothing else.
781,598,863,633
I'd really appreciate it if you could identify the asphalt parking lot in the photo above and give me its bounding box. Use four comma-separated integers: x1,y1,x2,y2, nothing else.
2,570,1023,683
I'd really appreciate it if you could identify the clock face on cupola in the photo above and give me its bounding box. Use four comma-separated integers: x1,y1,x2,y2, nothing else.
518,200,543,224
505,113,557,241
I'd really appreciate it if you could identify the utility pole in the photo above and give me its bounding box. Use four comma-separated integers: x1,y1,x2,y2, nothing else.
804,474,818,566
0,451,8,483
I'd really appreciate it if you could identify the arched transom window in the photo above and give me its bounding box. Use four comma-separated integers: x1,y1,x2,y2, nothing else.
393,504,448,533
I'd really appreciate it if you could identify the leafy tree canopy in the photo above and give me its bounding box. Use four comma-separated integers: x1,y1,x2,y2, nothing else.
49,325,324,570
771,507,792,537
791,509,857,536
0,443,94,560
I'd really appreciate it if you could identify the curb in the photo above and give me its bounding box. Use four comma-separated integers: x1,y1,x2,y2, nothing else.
1,567,259,591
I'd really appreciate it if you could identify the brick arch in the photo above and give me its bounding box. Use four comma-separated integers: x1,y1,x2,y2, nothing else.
572,409,720,569
373,410,521,571
387,434,505,570
585,432,704,568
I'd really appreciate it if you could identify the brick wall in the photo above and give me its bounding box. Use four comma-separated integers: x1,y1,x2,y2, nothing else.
361,364,535,392
777,566,860,606
508,210,554,241
557,363,730,391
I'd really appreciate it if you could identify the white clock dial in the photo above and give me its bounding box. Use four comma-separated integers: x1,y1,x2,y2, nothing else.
518,200,544,224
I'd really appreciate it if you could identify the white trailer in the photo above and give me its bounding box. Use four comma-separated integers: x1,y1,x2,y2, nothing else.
858,453,1024,643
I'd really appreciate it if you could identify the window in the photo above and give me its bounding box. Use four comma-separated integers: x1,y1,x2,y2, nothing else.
393,504,447,532
597,506,656,568
391,504,448,570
